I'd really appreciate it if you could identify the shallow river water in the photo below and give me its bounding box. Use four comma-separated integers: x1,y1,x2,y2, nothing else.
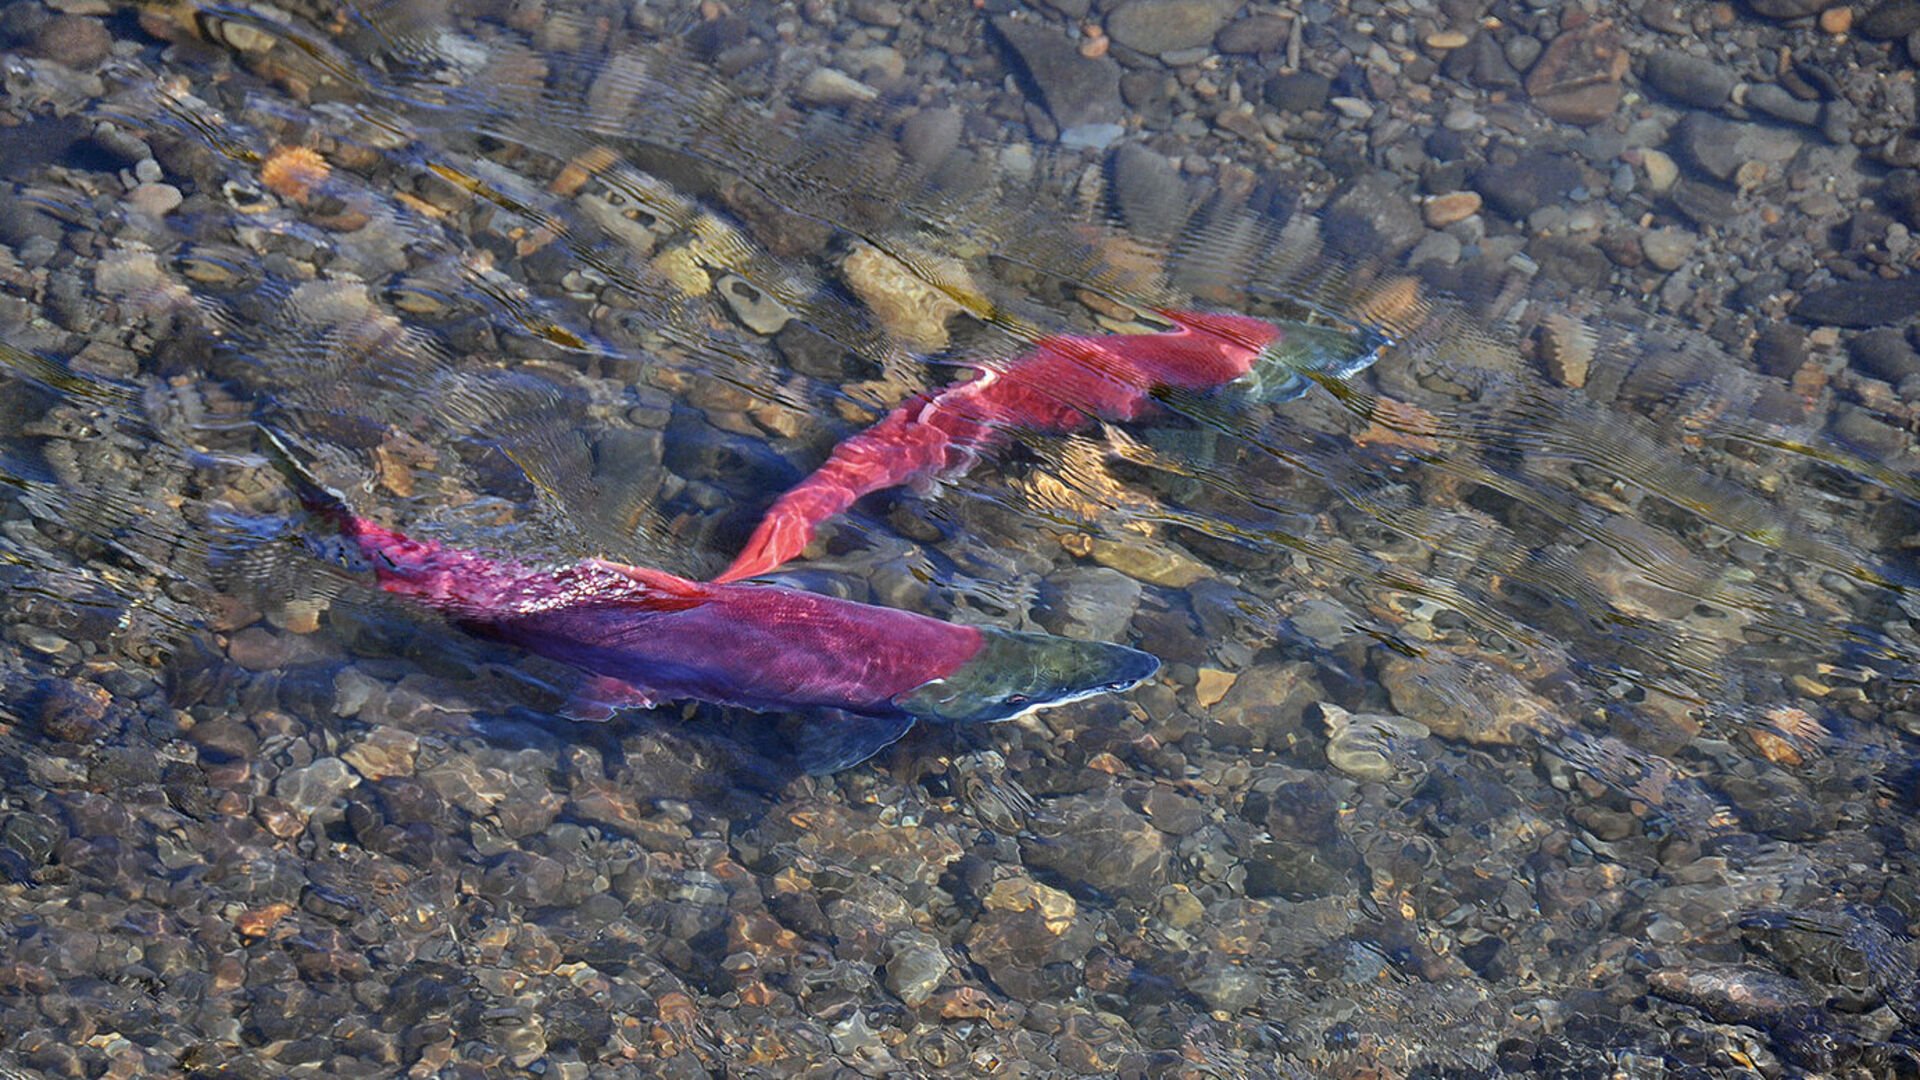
3,0,1920,1076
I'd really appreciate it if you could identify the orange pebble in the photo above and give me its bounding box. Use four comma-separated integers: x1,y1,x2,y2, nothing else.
1819,5,1852,34
260,145,330,203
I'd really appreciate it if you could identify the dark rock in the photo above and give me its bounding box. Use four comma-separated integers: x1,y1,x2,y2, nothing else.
1526,234,1613,290
1648,965,1817,1025
1643,50,1736,109
1745,0,1828,14
1851,327,1920,381
1441,32,1520,90
1862,0,1920,39
1323,173,1425,260
1752,322,1809,377
1264,70,1331,113
1832,405,1910,457
1215,13,1290,54
990,16,1125,135
1666,179,1738,227
1108,143,1188,242
1794,276,1920,327
1472,149,1584,221
1105,0,1232,56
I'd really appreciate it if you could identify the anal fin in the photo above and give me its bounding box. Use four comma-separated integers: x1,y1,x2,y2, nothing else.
791,711,920,775
563,674,660,722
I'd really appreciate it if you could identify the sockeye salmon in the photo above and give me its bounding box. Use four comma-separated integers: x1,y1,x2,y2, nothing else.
262,430,1158,772
715,309,1385,583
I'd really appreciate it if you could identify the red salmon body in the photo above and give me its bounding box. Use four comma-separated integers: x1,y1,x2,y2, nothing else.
715,311,1286,583
335,512,982,714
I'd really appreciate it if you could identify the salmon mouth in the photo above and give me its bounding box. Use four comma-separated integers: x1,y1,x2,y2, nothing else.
889,626,1160,725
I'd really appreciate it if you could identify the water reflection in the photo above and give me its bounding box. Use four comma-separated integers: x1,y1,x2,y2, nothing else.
1,0,1918,1075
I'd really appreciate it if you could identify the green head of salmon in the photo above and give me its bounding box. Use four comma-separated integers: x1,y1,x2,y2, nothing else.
890,625,1160,725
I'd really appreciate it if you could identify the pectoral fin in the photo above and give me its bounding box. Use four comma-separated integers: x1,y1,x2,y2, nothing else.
790,711,920,774
562,674,661,722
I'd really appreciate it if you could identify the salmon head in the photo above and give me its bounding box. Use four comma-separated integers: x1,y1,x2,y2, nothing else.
889,626,1160,725
1239,321,1390,403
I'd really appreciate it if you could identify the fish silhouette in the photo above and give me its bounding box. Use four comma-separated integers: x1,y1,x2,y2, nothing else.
715,309,1384,583
262,430,1157,772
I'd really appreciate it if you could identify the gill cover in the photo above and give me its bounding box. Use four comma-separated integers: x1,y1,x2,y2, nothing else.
890,626,1160,725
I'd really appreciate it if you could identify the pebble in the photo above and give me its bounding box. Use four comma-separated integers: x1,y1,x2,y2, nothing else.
1264,71,1332,113
899,107,962,169
796,67,878,107
1194,667,1235,707
1524,22,1629,125
1214,13,1290,54
1743,82,1823,127
340,726,419,781
1104,0,1232,56
33,14,111,68
1643,50,1737,109
1862,0,1920,38
1849,326,1920,381
1022,789,1168,900
1423,190,1482,228
125,183,183,218
1084,536,1210,587
1640,148,1680,192
884,933,948,1007
1639,226,1696,271
275,757,359,819
1036,566,1142,643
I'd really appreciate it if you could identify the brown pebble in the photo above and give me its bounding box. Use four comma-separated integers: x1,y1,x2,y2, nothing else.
34,15,111,68
1423,191,1482,228
1820,5,1852,34
1195,668,1236,707
35,678,112,743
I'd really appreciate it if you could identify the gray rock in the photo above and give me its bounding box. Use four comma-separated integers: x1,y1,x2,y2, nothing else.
1643,50,1736,109
1744,83,1822,128
1108,143,1188,242
1105,0,1232,56
991,16,1124,134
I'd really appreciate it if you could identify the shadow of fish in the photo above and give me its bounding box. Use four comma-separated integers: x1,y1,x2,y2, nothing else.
260,428,1157,772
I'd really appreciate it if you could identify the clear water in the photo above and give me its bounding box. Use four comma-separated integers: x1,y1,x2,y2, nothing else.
1,1,1917,1075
